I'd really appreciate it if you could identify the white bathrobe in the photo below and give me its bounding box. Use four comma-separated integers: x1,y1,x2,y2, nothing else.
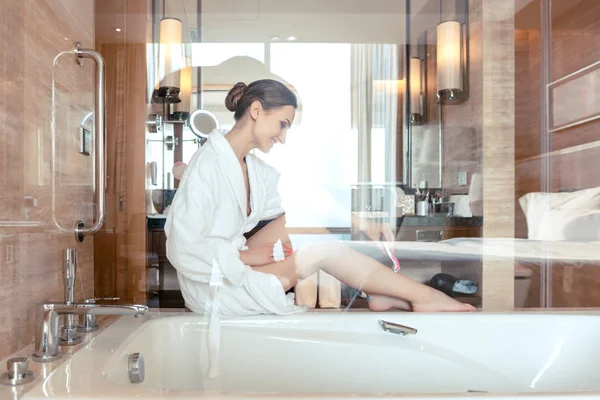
165,130,302,317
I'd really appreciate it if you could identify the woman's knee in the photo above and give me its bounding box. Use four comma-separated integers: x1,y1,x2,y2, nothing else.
275,257,299,290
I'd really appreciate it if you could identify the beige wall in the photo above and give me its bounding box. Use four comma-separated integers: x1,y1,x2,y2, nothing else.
480,0,515,309
409,0,483,191
441,0,484,194
0,0,95,361
410,0,516,309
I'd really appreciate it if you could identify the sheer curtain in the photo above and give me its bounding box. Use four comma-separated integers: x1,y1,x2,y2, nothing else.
351,44,400,213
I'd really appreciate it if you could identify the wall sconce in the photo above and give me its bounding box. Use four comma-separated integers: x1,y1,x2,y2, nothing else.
156,17,184,103
410,32,427,125
178,63,192,113
436,0,469,105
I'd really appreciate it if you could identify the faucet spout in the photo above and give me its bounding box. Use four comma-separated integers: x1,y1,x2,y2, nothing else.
52,303,147,317
33,303,148,362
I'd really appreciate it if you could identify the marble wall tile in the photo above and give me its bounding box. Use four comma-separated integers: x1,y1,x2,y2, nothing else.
0,0,95,361
480,0,515,310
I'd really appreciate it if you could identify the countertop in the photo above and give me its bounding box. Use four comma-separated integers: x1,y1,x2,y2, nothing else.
147,215,484,230
401,215,483,227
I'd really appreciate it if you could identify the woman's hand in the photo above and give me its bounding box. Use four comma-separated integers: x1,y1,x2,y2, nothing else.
239,243,293,267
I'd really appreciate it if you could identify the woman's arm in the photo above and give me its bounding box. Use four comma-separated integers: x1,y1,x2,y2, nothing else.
241,214,293,266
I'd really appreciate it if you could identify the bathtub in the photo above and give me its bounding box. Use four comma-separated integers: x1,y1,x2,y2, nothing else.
23,311,600,399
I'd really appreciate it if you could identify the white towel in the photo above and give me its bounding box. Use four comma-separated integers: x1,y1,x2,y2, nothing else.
450,194,473,218
468,172,483,217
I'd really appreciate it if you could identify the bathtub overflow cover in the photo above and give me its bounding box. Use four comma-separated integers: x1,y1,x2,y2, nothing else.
128,353,145,384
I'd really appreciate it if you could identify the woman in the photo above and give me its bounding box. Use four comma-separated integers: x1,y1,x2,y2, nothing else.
165,79,474,318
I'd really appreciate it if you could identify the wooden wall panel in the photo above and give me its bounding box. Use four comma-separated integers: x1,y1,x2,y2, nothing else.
515,0,600,307
94,0,147,304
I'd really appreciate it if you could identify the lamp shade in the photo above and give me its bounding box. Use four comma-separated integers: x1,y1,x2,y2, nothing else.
437,20,462,92
410,57,422,114
178,65,192,112
159,17,184,89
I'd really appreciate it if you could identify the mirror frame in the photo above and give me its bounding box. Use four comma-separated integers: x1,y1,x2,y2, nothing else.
188,109,220,138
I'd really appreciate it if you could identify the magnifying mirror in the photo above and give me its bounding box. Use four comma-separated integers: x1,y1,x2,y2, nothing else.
189,109,220,138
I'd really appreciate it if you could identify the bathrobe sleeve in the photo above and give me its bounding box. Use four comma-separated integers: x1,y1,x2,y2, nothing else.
165,160,247,287
262,164,286,220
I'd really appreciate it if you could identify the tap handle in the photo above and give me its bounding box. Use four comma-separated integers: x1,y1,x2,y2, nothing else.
63,249,77,304
7,357,29,378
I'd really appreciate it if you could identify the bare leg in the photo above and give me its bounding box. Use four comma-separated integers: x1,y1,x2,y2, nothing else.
262,242,473,312
367,295,412,311
246,216,474,312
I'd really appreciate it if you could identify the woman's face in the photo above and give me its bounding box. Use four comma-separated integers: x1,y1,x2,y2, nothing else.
250,102,295,153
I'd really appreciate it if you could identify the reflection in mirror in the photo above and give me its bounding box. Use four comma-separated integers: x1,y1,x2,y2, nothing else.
407,0,443,189
410,32,427,126
188,109,220,138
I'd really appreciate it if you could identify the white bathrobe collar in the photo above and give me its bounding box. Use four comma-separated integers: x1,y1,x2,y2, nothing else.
207,131,254,220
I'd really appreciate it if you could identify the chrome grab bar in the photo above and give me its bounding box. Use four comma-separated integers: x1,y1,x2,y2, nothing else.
73,42,106,243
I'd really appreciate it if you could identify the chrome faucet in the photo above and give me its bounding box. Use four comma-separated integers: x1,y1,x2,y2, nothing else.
78,297,121,332
32,302,147,362
59,248,81,346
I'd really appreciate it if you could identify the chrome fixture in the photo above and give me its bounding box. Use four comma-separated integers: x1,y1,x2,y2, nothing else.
128,353,145,384
33,303,147,363
59,248,81,346
73,42,107,243
379,319,417,336
0,358,35,386
165,135,178,151
147,113,162,133
77,297,120,333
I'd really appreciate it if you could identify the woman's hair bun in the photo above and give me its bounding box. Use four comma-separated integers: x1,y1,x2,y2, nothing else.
225,82,248,112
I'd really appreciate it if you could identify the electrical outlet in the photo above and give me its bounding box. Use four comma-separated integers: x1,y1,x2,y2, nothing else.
458,172,468,186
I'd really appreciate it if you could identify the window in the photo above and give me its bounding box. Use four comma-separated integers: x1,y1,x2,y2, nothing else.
256,43,355,228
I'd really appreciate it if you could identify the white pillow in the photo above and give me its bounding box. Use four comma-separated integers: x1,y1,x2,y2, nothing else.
519,187,600,241
560,211,600,241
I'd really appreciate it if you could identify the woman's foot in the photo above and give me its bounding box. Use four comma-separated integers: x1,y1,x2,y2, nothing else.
367,294,412,311
411,287,476,312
